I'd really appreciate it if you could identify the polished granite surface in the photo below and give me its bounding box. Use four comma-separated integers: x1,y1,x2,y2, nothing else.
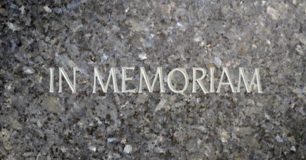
1,0,306,159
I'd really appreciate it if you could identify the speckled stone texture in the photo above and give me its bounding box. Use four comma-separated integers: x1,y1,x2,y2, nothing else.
1,0,306,159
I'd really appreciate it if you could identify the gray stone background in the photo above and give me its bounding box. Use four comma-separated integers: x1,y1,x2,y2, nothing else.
0,0,306,159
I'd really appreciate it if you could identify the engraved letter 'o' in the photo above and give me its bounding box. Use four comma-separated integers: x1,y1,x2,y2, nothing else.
167,68,189,93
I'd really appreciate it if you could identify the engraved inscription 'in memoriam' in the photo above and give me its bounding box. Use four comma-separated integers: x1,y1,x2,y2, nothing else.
49,67,263,94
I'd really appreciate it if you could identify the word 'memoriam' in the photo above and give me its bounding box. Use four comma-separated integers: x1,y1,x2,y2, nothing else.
49,67,263,94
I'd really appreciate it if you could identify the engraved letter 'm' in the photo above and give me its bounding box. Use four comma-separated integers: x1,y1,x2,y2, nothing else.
237,68,263,93
93,67,118,93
